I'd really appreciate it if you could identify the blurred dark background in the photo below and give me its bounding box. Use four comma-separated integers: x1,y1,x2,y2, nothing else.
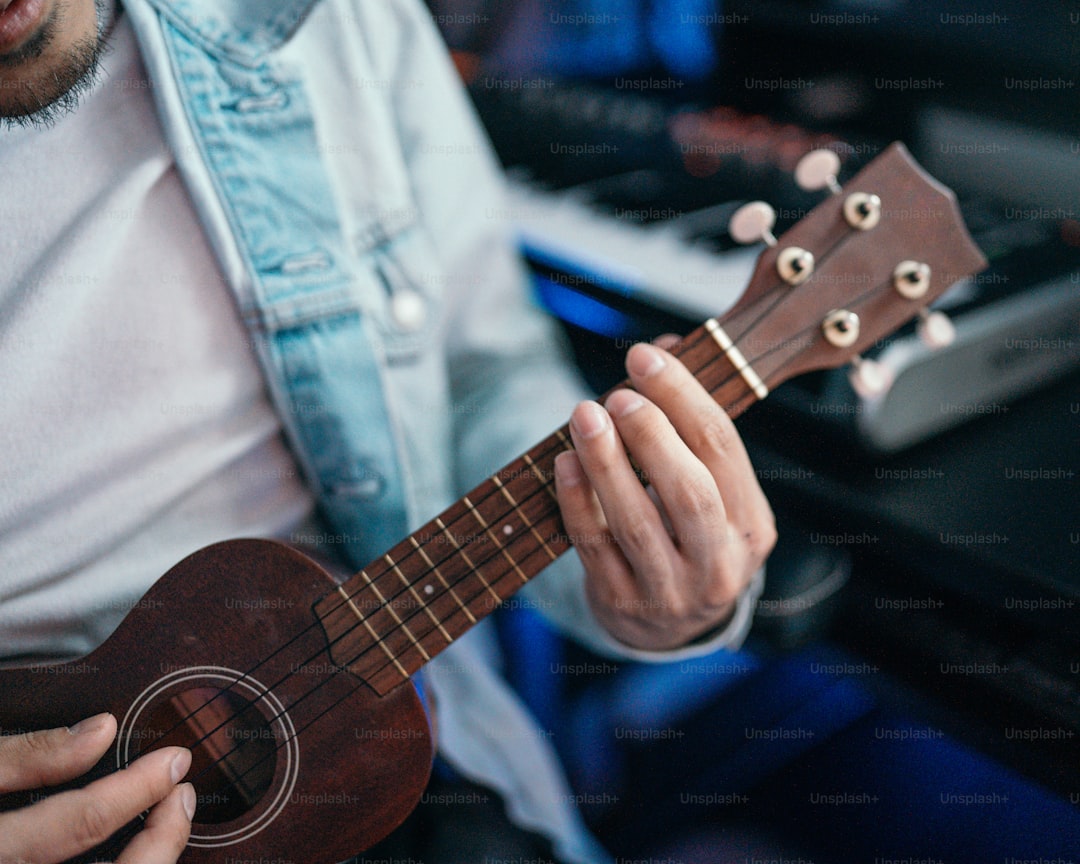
425,2,1080,861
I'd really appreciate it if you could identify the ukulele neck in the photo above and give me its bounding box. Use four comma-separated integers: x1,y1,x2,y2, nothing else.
312,314,764,696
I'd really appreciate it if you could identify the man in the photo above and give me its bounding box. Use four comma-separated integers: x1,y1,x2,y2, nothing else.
0,0,774,861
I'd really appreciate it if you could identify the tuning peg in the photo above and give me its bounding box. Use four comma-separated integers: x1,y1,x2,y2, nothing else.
777,246,815,286
893,260,931,299
729,201,778,246
795,149,842,195
843,192,882,231
849,355,894,400
917,308,956,349
822,309,860,348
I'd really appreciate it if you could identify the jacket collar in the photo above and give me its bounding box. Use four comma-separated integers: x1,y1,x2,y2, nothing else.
134,0,322,65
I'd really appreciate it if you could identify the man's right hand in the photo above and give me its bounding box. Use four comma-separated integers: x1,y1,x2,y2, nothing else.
0,713,195,864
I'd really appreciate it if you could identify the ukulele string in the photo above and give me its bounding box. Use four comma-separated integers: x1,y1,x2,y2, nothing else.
169,307,831,799
145,253,870,790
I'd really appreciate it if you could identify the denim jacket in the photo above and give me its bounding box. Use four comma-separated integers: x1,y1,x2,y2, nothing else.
119,0,763,859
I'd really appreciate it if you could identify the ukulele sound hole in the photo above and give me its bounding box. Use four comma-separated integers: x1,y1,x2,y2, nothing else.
143,687,277,824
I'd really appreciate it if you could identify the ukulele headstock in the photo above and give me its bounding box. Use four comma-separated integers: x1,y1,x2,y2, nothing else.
722,142,988,398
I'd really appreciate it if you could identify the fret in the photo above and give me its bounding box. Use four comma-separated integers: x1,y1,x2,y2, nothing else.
384,553,453,645
466,482,531,584
409,534,476,625
463,519,569,617
446,506,503,604
491,475,557,563
336,585,408,680
523,451,559,503
373,557,431,661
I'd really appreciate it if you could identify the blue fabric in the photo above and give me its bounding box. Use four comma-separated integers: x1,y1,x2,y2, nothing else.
156,17,412,568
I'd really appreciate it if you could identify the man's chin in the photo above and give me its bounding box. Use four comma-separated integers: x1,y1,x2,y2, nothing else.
0,39,101,126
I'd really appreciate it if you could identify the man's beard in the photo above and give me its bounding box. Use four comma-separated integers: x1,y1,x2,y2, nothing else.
0,0,112,130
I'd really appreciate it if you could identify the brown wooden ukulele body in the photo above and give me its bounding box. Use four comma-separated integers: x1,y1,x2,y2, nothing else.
0,539,434,863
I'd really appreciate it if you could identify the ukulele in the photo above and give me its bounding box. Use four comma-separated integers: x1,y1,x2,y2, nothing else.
0,143,987,862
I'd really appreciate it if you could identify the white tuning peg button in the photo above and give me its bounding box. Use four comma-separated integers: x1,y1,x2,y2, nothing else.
849,356,894,400
795,149,842,194
729,201,778,246
917,309,956,349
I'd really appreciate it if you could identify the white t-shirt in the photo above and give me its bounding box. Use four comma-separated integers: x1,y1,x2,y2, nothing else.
0,8,316,663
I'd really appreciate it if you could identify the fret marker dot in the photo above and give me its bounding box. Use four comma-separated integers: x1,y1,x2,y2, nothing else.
503,524,514,536
424,585,434,596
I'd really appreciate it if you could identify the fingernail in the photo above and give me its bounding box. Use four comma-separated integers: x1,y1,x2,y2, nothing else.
170,749,192,785
605,390,644,418
627,343,666,379
571,401,609,440
181,783,197,821
69,713,111,736
554,451,584,487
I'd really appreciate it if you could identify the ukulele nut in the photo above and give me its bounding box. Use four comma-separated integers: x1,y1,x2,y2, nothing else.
843,192,882,230
776,246,815,285
822,309,861,348
893,260,932,299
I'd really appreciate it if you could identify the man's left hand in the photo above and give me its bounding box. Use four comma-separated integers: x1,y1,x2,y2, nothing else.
554,341,776,651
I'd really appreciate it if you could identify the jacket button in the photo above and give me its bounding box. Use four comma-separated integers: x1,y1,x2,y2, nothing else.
391,289,427,332
333,470,385,500
353,476,384,499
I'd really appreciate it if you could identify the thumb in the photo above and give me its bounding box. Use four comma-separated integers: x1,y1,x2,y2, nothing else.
0,713,116,794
